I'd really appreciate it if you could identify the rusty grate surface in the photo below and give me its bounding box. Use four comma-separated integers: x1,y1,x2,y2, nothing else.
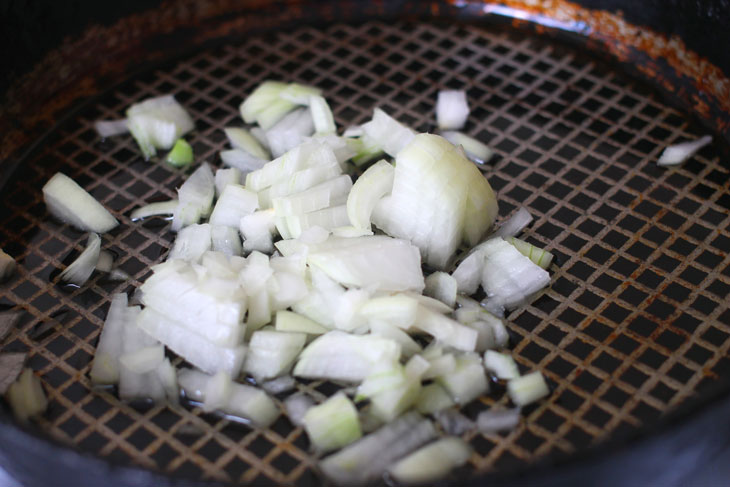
1,19,730,485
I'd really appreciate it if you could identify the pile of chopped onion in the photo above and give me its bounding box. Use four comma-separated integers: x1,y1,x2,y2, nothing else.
32,82,566,485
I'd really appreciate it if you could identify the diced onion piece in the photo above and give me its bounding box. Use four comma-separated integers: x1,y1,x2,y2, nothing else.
166,139,194,167
441,130,493,164
126,94,194,159
507,371,550,406
451,249,485,295
436,90,470,130
0,352,26,395
94,119,129,138
372,134,497,269
244,330,307,381
43,173,119,233
284,392,315,426
240,210,276,254
657,135,712,166
130,200,178,221
60,233,101,286
388,437,471,485
424,272,457,308
347,160,394,231
350,134,386,167
484,350,520,380
303,393,362,453
506,236,554,269
178,368,279,427
307,235,425,292
360,294,419,328
421,353,456,380
211,225,242,256
259,163,342,209
272,175,352,216
156,358,179,404
275,310,329,335
90,293,128,384
294,331,401,382
261,375,296,395
432,411,474,437
0,249,16,281
416,383,454,414
168,223,212,262
436,353,488,405
494,207,533,238
369,321,422,359
245,140,320,191
280,82,322,104
138,308,245,377
320,412,436,486
224,127,270,160
214,168,242,197
171,163,215,231
239,81,296,128
411,307,477,352
119,345,165,374
309,95,336,135
7,368,47,423
361,108,416,158
284,205,350,238
480,238,551,310
220,149,267,173
118,305,166,402
477,408,521,433
209,184,258,227
203,370,232,412
266,108,315,158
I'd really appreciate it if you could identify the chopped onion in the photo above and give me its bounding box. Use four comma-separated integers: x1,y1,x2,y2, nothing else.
657,135,712,166
0,352,26,395
60,233,101,286
369,321,422,358
214,167,242,197
94,119,129,138
168,223,212,262
261,375,296,395
436,353,488,405
7,368,47,423
411,306,477,352
266,107,315,158
284,392,315,426
209,184,258,227
434,410,476,436
224,127,270,160
320,412,436,486
303,392,362,452
441,130,493,164
90,293,129,384
219,149,267,173
387,437,472,485
346,159,394,231
494,207,533,238
484,350,520,380
272,175,352,216
423,272,457,308
309,95,336,135
211,225,242,256
244,329,307,381
96,250,114,273
416,383,454,414
436,90,470,130
166,139,194,167
0,249,15,281
507,371,550,406
43,173,119,233
171,163,215,231
126,94,194,159
240,81,297,128
361,108,416,158
506,236,553,269
240,210,277,254
477,408,521,433
119,345,165,374
130,200,178,221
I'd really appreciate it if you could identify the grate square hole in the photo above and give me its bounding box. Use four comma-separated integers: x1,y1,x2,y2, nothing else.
521,341,550,364
649,382,677,403
610,334,639,355
600,303,631,325
638,348,667,369
127,426,156,450
271,451,300,475
667,363,694,383
620,366,649,388
601,385,630,408
591,352,621,374
58,414,86,439
558,390,586,412
582,405,611,428
197,439,226,461
631,401,661,422
565,339,593,360
564,426,593,448
546,355,576,377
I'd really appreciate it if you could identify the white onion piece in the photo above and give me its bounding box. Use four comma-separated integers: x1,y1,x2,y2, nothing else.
214,168,242,197
477,408,521,433
258,163,342,209
7,368,47,423
320,412,436,486
307,133,357,165
293,331,401,382
137,308,245,377
118,305,166,402
240,81,295,127
388,437,472,485
441,130,493,164
343,125,364,137
43,173,118,233
436,90,470,130
126,94,194,159
484,350,520,380
261,375,296,395
279,82,322,105
309,95,336,135
0,352,26,395
266,107,315,158
285,204,350,238
130,200,178,221
415,383,454,414
156,358,179,404
359,295,419,329
244,330,307,381
90,293,128,385
119,345,165,374
168,223,212,262
224,127,270,160
657,135,712,166
346,159,394,231
250,126,270,151
369,321,422,359
211,225,242,256
171,163,215,231
361,108,416,158
240,210,276,254
220,149,267,173
507,371,550,407
245,140,320,191
494,207,533,238
94,119,129,138
274,310,328,335
272,175,352,216
60,233,101,286
284,392,315,427
209,184,258,227
432,409,475,436
423,272,457,308
411,307,477,352
303,393,362,453
436,353,488,405
0,249,15,281
96,250,113,273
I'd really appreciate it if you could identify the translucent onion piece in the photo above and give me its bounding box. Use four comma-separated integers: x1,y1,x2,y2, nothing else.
657,135,712,166
441,130,493,164
507,371,550,406
220,149,268,173
387,437,472,485
130,200,178,221
214,167,242,197
94,118,129,138
477,408,521,433
0,352,26,395
494,207,533,238
309,95,336,135
284,392,315,426
303,393,362,453
7,368,47,423
126,94,194,159
224,127,270,160
166,139,194,167
60,233,101,286
361,108,416,158
436,90,470,130
43,173,118,233
346,159,394,231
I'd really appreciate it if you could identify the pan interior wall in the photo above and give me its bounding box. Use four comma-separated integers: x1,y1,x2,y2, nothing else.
0,20,729,485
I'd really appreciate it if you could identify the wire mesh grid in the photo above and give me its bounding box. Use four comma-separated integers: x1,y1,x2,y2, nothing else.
0,19,729,485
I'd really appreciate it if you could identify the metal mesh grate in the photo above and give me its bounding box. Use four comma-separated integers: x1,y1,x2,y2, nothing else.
1,19,729,485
